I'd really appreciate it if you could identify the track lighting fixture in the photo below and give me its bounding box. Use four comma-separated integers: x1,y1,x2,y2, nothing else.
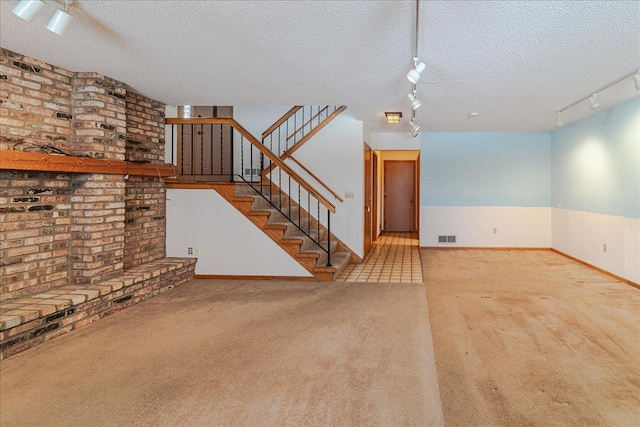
12,0,74,35
407,60,426,84
12,0,45,21
408,118,420,137
47,1,73,36
554,69,639,128
408,91,422,110
554,112,564,128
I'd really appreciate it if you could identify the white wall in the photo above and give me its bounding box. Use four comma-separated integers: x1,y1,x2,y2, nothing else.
421,206,552,248
551,98,639,283
363,124,373,145
233,105,292,138
166,189,312,277
552,209,640,284
370,132,421,150
291,109,365,257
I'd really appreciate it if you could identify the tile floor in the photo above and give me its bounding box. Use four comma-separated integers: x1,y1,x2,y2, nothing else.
336,232,424,283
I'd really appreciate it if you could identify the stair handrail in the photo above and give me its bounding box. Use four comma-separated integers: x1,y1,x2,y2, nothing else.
285,151,344,202
280,106,347,161
261,106,302,139
166,117,336,213
285,106,330,142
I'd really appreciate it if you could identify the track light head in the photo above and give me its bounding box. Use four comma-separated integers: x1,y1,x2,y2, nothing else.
408,92,422,110
12,0,46,22
588,94,600,110
633,72,640,91
47,2,73,36
408,118,420,137
554,112,564,128
407,61,426,84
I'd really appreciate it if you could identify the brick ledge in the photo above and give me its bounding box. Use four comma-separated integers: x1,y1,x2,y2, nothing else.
0,257,196,359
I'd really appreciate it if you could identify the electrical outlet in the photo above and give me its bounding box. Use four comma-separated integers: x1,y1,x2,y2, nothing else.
602,244,607,253
493,228,497,234
344,191,354,199
194,247,200,255
187,247,193,255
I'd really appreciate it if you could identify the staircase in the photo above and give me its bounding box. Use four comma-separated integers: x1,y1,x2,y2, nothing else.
212,182,351,280
165,106,352,281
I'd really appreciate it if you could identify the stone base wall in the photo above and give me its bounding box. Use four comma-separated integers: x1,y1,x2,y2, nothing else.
0,258,196,360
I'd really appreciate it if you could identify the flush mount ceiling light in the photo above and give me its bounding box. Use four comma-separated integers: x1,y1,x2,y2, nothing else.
633,72,640,90
385,112,403,124
588,94,600,110
554,112,564,128
47,0,73,35
12,0,46,21
408,91,422,110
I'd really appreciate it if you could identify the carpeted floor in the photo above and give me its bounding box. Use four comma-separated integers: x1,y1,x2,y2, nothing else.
0,280,444,426
422,249,640,427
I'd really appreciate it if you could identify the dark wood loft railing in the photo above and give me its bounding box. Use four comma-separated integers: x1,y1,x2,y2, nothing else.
165,117,335,213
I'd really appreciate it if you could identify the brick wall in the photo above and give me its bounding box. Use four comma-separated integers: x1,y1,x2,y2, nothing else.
0,49,74,153
1,48,172,296
126,91,165,163
0,50,197,359
72,72,127,160
124,177,166,269
70,174,126,284
0,172,71,302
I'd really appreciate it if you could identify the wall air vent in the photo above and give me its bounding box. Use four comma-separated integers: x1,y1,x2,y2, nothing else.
438,235,457,244
244,168,261,176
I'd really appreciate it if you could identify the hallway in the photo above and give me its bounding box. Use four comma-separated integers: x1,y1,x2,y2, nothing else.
336,232,423,283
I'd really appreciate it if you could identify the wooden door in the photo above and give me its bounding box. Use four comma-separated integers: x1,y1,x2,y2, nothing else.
384,160,415,232
364,145,373,255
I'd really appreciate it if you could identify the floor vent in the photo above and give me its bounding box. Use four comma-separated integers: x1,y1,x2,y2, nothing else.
438,235,456,243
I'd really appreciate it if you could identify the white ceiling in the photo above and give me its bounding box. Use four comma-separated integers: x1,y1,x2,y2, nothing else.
1,0,639,133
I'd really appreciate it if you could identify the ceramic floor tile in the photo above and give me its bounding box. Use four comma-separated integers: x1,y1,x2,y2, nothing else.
337,232,423,283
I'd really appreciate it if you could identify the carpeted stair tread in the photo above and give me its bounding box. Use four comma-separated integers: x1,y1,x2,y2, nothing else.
226,183,354,281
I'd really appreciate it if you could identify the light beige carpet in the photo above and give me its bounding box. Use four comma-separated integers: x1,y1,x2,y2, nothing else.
0,279,444,426
422,249,640,427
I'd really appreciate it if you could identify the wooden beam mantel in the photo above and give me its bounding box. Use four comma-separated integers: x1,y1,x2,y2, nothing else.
0,150,177,178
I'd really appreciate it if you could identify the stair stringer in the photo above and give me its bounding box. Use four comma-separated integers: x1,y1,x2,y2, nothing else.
210,183,351,281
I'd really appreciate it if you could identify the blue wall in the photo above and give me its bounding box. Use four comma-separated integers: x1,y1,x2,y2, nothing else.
420,132,552,206
552,97,640,218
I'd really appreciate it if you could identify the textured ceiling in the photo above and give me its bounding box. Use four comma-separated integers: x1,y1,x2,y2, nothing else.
1,0,639,133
